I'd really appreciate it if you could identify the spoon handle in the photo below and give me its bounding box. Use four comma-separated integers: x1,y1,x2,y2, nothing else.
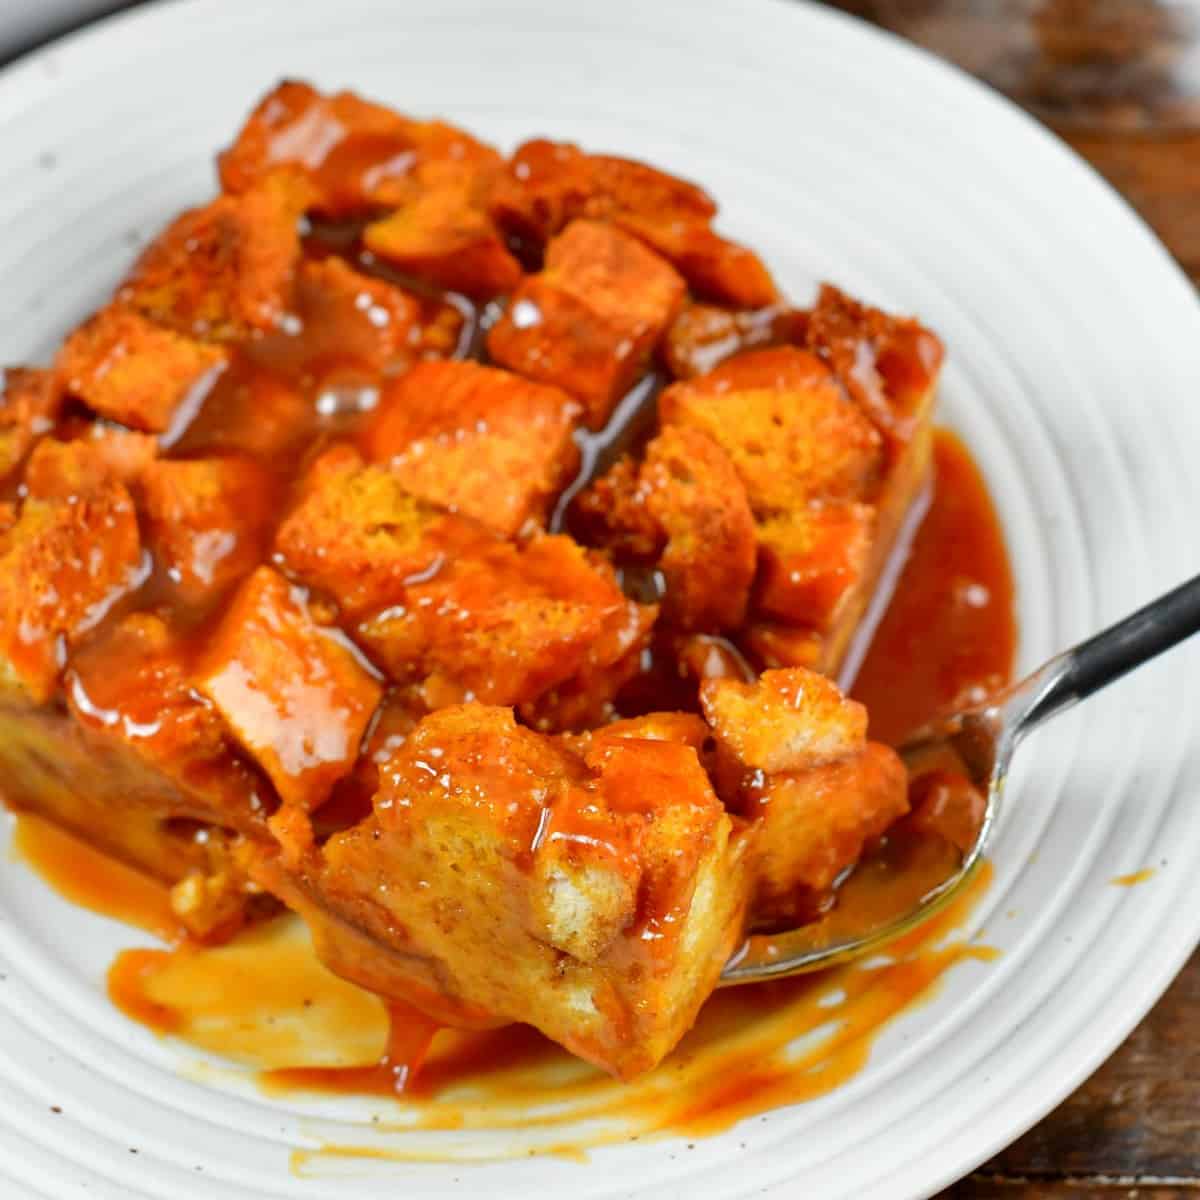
1019,572,1200,733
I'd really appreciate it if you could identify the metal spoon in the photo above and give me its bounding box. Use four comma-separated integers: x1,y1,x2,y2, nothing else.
721,572,1200,985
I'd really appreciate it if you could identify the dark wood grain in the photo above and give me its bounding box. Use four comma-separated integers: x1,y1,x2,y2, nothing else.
820,2,1200,1195
955,946,1200,1193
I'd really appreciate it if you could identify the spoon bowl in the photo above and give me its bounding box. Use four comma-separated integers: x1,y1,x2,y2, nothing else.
721,571,1200,985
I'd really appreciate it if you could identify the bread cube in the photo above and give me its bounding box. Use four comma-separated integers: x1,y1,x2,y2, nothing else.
738,622,825,672
66,612,270,835
567,710,711,756
568,454,663,559
700,667,867,775
491,139,775,307
364,159,522,299
903,767,987,855
663,302,803,380
641,426,758,631
194,566,382,811
219,80,500,216
120,171,313,341
286,257,423,376
357,533,648,709
660,347,883,515
518,595,656,733
312,684,430,841
274,445,480,618
576,426,756,633
747,743,909,924
362,360,580,536
699,666,908,923
754,502,875,631
0,481,143,703
0,705,249,914
277,448,645,710
23,430,157,499
615,212,777,309
0,368,61,484
137,456,278,604
488,220,685,427
805,283,945,451
491,139,716,244
248,704,754,1078
56,305,227,433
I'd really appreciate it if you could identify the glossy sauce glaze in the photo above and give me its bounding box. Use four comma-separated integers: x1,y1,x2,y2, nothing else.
9,424,1017,1155
852,430,1016,746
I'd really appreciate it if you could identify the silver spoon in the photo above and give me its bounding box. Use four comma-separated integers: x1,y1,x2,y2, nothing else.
721,572,1200,985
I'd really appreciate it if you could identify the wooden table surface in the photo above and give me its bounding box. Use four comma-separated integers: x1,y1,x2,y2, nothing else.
822,2,1200,1196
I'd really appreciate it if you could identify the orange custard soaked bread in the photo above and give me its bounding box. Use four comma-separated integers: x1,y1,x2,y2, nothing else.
0,80,943,1074
247,666,899,1078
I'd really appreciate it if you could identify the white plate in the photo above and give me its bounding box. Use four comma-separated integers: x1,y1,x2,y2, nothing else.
1,1,1199,1197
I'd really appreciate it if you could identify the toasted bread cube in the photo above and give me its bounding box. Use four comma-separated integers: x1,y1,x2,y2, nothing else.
362,360,580,536
488,220,685,427
219,81,500,215
663,302,803,380
639,426,756,632
615,213,777,309
701,667,867,774
738,622,825,673
806,283,945,450
489,138,598,243
491,140,774,306
491,140,717,245
0,482,143,703
364,160,522,299
755,502,875,631
573,426,757,633
0,368,61,484
357,534,646,708
66,613,269,835
23,430,158,500
543,220,687,335
138,457,278,604
288,257,423,375
248,704,753,1078
274,445,482,618
519,595,657,733
168,862,253,943
568,454,663,559
120,172,313,341
569,710,711,757
660,347,883,515
487,278,630,427
56,305,227,434
313,685,430,840
195,566,382,811
748,743,909,923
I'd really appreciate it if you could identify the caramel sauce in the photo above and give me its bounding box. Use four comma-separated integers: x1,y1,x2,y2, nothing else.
853,430,1017,746
10,813,183,942
1111,867,1156,888
109,917,390,1068
103,861,993,1168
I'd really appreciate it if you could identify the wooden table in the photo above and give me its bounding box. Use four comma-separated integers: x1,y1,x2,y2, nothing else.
821,2,1200,1195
